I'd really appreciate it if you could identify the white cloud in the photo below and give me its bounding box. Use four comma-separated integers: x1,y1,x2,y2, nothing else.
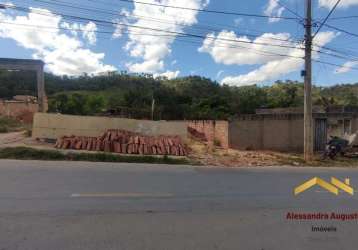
319,0,358,8
117,0,208,75
335,61,358,74
264,0,285,23
0,7,115,75
81,21,97,45
60,21,97,45
199,30,336,86
127,59,164,73
154,70,180,79
199,31,294,65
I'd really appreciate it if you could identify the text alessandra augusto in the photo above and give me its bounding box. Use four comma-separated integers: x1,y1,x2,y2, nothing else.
286,212,358,221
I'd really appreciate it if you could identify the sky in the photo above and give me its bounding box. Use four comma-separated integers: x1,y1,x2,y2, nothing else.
0,0,358,87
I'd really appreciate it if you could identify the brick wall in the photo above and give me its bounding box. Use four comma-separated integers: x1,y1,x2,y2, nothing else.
187,120,229,149
0,100,39,123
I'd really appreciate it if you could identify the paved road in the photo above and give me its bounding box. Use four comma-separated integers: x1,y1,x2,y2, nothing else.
0,160,358,250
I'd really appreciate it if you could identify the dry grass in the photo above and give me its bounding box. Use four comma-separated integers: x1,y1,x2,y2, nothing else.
186,139,358,167
187,139,306,167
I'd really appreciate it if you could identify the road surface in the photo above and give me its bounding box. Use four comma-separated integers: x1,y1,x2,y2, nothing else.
0,160,358,250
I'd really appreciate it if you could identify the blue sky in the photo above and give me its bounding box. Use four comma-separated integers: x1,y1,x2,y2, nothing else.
0,0,357,86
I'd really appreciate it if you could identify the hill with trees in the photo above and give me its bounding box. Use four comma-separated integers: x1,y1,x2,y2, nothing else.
0,70,357,120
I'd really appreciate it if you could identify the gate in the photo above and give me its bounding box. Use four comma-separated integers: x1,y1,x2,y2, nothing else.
314,118,327,152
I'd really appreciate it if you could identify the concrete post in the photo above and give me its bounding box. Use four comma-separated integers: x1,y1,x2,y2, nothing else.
0,58,46,113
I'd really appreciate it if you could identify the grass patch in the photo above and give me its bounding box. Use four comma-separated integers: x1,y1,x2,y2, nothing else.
0,116,24,133
0,147,191,165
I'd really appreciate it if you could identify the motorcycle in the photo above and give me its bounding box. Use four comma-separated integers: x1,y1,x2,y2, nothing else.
322,136,349,160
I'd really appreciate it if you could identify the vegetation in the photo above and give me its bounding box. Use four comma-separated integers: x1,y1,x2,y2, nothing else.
0,147,191,164
1,70,358,120
0,116,24,133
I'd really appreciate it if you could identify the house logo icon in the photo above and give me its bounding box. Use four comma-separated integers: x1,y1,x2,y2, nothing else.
294,177,354,196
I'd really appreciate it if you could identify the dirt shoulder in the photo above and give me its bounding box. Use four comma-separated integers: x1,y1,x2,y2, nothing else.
1,132,358,167
187,139,358,167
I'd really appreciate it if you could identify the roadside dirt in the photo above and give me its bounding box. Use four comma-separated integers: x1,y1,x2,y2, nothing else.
187,139,306,167
0,131,28,147
2,132,358,167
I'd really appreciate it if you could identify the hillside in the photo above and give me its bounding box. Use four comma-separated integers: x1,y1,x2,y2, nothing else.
1,70,357,120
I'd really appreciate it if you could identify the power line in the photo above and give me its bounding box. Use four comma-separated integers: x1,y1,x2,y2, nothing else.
321,22,358,39
41,0,358,58
5,3,358,63
5,15,358,66
1,3,305,51
3,2,358,73
27,0,304,45
84,0,304,41
312,0,341,39
329,15,358,20
116,0,300,20
272,0,303,19
314,59,358,71
0,20,306,61
313,44,358,61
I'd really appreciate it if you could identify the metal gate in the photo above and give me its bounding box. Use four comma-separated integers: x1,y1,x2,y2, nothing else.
314,118,327,152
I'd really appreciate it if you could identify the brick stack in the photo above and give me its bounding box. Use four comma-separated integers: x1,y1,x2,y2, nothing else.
187,127,207,142
55,129,187,156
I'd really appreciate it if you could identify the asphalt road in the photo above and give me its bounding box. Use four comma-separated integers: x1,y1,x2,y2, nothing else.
1,160,358,250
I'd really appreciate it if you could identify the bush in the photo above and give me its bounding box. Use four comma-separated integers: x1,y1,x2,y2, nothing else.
0,116,23,133
0,125,8,133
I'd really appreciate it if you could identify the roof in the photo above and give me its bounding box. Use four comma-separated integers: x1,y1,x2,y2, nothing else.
0,58,44,66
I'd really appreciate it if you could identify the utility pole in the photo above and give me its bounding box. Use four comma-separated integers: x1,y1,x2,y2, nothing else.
304,0,313,161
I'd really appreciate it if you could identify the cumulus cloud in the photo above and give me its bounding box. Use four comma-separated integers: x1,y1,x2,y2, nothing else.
81,21,97,45
0,7,115,75
199,31,293,65
154,70,180,79
264,0,285,23
199,30,337,86
61,21,97,45
335,61,358,74
117,0,208,75
319,0,358,8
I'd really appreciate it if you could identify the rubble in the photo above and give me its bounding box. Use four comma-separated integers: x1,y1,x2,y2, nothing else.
54,129,187,156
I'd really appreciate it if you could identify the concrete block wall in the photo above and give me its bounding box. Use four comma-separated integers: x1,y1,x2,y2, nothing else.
188,120,229,149
32,113,188,140
229,115,304,152
229,119,263,150
214,121,229,149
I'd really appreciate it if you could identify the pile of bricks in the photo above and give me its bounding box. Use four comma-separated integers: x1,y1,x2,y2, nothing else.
55,129,187,156
187,127,207,142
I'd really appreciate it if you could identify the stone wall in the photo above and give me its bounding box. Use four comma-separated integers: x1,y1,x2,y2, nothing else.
187,120,229,149
32,113,188,140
